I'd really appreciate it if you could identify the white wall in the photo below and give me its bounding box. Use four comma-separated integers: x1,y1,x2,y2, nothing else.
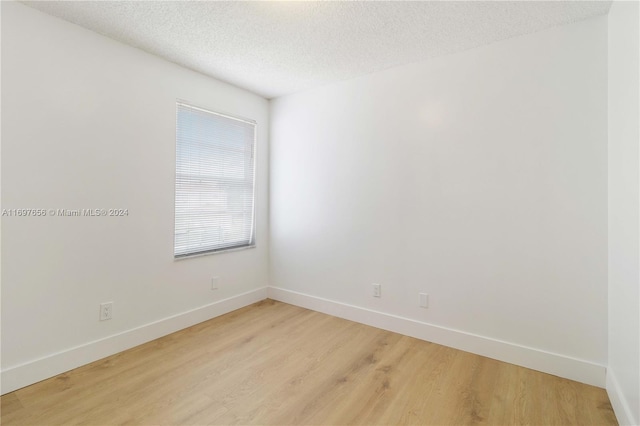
607,1,640,425
270,16,608,385
1,1,269,393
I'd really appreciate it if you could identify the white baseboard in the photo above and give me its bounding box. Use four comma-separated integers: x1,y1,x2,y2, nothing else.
2,286,608,395
607,368,638,426
268,286,606,388
1,287,268,395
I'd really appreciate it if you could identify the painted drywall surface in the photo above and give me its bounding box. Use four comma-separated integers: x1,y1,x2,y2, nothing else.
608,1,640,424
270,16,608,364
1,2,269,370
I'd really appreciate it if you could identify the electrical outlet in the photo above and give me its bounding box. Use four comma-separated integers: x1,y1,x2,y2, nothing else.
372,283,381,298
211,276,219,290
419,293,429,308
99,302,113,321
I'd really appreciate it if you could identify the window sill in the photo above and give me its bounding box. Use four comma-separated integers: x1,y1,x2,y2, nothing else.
174,244,256,260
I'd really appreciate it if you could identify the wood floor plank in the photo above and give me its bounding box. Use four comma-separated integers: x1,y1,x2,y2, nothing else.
1,300,617,425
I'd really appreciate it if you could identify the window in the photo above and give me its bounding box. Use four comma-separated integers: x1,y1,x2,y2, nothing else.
175,102,256,258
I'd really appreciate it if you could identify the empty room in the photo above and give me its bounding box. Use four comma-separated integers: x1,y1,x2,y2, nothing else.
1,0,639,425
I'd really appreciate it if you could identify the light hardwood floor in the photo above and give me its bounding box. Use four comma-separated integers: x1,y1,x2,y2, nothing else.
1,300,617,425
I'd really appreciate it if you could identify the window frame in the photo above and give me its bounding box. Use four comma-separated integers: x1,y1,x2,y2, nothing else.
173,100,257,259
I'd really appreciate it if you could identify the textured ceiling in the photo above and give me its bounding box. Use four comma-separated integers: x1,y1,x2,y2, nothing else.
22,1,612,99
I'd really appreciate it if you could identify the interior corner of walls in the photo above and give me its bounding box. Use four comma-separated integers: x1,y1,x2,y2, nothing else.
0,287,267,395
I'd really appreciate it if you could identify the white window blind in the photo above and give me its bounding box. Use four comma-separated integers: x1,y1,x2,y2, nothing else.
175,102,256,258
